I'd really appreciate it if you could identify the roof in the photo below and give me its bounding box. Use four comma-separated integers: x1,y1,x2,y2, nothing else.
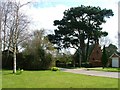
109,52,120,58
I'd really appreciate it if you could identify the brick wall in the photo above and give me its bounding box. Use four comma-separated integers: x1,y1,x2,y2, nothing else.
89,43,102,67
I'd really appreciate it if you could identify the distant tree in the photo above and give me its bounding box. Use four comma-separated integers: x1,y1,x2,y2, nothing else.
48,5,113,67
55,53,72,68
105,44,118,58
102,45,108,69
21,29,55,70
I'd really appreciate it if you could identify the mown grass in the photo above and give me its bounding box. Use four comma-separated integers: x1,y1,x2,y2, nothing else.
87,67,120,72
2,70,118,88
0,70,2,89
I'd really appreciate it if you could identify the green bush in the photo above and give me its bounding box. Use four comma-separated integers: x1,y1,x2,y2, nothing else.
51,67,59,71
16,68,24,75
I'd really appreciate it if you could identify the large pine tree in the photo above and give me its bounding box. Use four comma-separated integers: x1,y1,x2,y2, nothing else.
48,5,113,67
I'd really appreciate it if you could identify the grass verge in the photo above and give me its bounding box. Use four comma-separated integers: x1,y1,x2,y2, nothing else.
87,67,120,72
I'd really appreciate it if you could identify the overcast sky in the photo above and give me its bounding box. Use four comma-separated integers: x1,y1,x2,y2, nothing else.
16,0,119,48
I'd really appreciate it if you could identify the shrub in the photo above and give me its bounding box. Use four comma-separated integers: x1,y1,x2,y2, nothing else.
16,68,23,75
51,67,59,71
21,69,24,72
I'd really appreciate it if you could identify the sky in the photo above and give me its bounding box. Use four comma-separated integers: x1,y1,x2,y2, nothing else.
14,0,119,50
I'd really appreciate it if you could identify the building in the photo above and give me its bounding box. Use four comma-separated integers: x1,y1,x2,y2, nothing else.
89,43,102,67
109,52,120,67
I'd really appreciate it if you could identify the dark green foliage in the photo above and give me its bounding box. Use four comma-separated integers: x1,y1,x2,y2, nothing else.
22,47,53,70
2,48,54,70
102,45,108,69
16,52,25,69
2,50,13,69
55,53,72,68
19,30,55,70
48,5,114,66
105,44,118,57
41,52,54,70
2,30,55,70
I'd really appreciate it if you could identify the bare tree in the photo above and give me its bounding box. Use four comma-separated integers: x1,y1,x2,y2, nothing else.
0,1,2,71
0,1,30,73
22,29,56,56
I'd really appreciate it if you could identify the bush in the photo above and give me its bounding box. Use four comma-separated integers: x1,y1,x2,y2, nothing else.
21,47,54,70
16,68,24,75
51,67,59,71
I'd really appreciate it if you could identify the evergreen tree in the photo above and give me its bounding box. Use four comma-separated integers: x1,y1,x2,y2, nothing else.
102,45,108,69
48,5,113,67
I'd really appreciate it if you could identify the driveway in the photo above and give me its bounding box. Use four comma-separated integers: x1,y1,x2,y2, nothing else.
60,68,119,78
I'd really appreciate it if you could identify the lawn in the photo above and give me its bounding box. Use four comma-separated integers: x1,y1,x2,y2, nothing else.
0,70,2,89
87,67,120,72
2,70,118,88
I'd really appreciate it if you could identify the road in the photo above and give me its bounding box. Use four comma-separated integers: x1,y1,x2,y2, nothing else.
60,68,119,78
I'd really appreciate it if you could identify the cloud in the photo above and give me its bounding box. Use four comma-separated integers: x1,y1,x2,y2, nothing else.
24,4,69,31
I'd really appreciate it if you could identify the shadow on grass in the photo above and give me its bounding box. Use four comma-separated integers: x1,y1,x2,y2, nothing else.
3,72,23,75
2,70,23,75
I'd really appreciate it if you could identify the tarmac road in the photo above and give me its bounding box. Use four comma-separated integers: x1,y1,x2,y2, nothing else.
60,68,119,78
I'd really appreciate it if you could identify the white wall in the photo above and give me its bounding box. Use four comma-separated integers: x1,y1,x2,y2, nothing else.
112,57,119,67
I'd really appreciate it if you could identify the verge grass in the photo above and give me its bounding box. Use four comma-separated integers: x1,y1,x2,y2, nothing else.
87,67,120,72
2,70,118,88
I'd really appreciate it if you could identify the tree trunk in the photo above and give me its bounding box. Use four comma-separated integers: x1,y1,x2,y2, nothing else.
80,33,85,65
85,37,90,62
13,47,16,73
78,30,85,67
13,6,19,73
78,48,81,67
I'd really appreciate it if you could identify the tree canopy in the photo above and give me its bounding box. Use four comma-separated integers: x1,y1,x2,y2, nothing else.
105,44,118,57
48,5,114,66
